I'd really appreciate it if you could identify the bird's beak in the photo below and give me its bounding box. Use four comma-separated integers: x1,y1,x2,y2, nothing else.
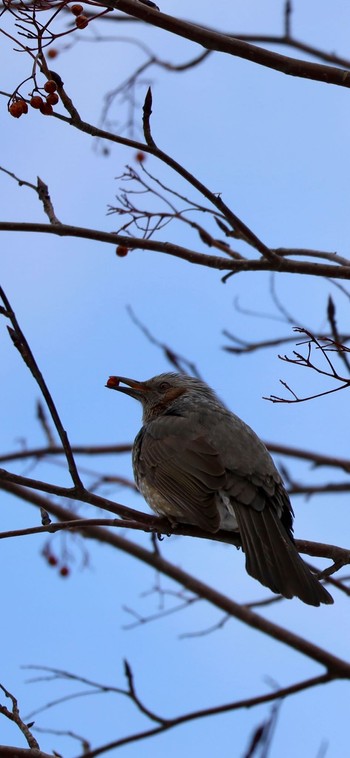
106,375,148,401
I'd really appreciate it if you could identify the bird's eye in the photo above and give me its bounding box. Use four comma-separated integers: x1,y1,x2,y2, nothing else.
159,381,170,392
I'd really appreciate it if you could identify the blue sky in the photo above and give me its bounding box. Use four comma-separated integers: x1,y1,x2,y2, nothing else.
1,2,350,756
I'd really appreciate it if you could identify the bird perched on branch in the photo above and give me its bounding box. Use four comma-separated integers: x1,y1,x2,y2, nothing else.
106,372,333,606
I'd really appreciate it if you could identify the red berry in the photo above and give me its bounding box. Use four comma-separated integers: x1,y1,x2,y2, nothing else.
106,376,120,388
59,566,70,577
44,79,57,94
71,3,83,14
75,14,88,28
46,92,59,106
47,49,58,59
9,101,25,118
47,554,58,567
30,95,44,109
40,102,53,115
135,151,146,163
116,245,129,257
21,101,28,114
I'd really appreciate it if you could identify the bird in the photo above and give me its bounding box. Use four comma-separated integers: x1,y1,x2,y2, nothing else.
106,372,333,606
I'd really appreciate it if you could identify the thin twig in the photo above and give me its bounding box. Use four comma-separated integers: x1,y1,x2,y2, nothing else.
36,400,57,447
326,295,350,373
0,287,83,488
0,442,132,464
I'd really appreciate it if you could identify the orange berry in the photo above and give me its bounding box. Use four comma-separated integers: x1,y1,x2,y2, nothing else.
20,101,28,114
71,3,83,14
135,151,146,163
40,102,53,115
44,79,57,94
30,95,44,109
47,48,58,59
75,14,88,28
116,245,129,257
46,92,59,106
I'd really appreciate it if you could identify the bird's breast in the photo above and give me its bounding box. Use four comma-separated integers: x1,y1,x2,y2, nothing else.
137,476,180,521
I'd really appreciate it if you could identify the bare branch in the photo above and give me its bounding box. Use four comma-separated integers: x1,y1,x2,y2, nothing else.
1,219,350,279
74,672,333,758
265,442,350,473
142,86,156,148
243,701,281,758
266,328,350,403
127,305,202,375
0,167,61,223
0,442,132,465
104,0,350,90
122,592,199,631
36,401,57,447
327,295,350,373
1,483,348,677
20,663,332,758
0,475,349,596
36,177,61,224
0,748,55,757
0,287,83,488
284,0,292,38
0,683,39,750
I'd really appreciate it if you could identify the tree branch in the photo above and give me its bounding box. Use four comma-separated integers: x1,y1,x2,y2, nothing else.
0,288,83,488
2,221,350,279
0,684,40,752
104,1,350,89
2,482,349,677
79,672,332,758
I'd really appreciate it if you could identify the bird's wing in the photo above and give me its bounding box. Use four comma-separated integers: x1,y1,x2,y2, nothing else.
134,417,226,532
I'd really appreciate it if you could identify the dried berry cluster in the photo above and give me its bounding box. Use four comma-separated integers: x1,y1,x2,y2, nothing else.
8,4,91,118
8,100,28,118
30,79,59,114
70,3,89,29
9,79,59,118
45,552,70,577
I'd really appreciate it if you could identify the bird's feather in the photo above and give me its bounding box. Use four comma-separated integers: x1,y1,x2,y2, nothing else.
134,423,226,531
233,502,333,605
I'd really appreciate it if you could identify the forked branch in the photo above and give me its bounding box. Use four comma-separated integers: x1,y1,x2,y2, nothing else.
266,327,350,403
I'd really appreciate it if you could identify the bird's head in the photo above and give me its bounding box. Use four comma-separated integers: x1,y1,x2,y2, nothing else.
106,372,219,421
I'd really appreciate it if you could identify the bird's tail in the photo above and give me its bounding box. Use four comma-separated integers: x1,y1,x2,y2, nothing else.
234,504,333,606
